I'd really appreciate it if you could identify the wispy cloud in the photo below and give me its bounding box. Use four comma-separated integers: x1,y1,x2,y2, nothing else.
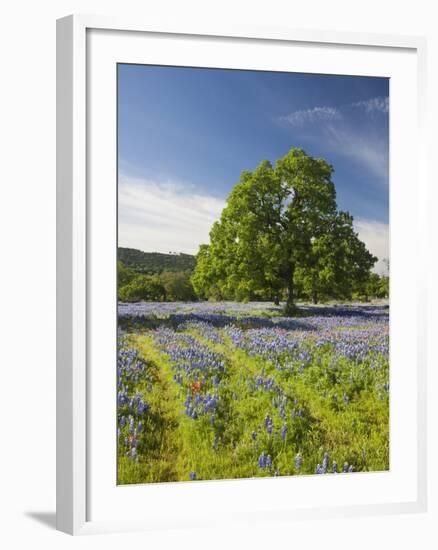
279,96,389,127
354,218,389,275
118,175,225,255
324,123,389,182
278,106,340,127
352,96,389,114
278,96,389,184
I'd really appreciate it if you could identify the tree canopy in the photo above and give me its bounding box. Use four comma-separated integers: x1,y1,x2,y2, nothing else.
191,148,377,312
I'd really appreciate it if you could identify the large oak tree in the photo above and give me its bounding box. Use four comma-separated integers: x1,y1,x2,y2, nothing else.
192,148,376,312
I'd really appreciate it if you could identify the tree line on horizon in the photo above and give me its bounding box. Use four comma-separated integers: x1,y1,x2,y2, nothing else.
118,148,389,309
118,247,196,275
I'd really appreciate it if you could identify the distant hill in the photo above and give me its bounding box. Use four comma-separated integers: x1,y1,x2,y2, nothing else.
118,247,196,275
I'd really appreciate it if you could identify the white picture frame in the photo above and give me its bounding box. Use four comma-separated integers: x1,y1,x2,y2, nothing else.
56,14,428,535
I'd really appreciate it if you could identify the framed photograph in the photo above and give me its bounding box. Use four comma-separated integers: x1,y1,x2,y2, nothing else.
56,15,427,535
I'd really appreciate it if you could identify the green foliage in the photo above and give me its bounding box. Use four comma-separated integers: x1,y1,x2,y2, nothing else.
118,260,198,303
295,212,377,303
118,260,136,286
353,272,389,302
191,244,225,301
118,248,196,275
192,148,377,311
378,275,389,298
160,271,197,301
118,273,166,302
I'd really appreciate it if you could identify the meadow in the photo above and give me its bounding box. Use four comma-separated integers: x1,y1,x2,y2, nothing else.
117,301,389,484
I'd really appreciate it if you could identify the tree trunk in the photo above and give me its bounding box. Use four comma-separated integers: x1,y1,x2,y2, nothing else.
274,295,280,306
312,291,318,305
284,265,298,315
287,276,293,305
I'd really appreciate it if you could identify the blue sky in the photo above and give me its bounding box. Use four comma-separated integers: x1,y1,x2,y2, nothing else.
118,64,389,273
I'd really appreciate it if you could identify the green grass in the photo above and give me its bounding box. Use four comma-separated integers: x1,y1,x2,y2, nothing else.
117,318,389,484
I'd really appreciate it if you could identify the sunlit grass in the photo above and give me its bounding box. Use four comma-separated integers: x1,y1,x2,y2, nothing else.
117,304,389,484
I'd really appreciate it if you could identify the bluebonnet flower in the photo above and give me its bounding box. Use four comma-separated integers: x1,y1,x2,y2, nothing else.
212,437,218,450
264,414,273,435
259,452,266,468
210,414,215,426
281,424,288,441
251,431,257,441
332,461,338,473
189,471,196,480
266,455,272,468
343,462,349,473
295,454,302,470
279,406,286,420
120,416,126,429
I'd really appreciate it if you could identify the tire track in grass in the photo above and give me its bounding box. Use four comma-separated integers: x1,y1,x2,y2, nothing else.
129,331,234,481
184,326,306,477
157,328,239,480
142,324,263,480
123,334,184,483
181,327,265,478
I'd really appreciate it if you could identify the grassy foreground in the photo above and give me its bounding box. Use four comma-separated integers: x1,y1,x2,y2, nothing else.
117,303,389,484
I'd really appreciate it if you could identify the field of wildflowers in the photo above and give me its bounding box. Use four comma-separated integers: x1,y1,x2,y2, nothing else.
117,302,389,484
